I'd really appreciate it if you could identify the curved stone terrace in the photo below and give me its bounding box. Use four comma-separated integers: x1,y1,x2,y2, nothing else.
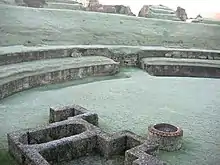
1,45,220,66
141,57,220,78
0,56,119,99
1,45,220,101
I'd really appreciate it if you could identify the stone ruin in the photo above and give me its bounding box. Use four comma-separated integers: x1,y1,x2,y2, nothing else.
16,0,135,16
85,0,135,16
11,0,220,25
7,104,185,165
12,0,214,23
176,6,188,21
16,0,46,7
148,123,183,151
138,4,188,21
138,5,176,21
1,46,220,100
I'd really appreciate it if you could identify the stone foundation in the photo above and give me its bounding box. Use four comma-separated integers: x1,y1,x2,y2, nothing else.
7,104,167,165
141,57,220,78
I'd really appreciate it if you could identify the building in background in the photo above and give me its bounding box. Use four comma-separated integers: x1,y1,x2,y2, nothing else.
99,0,219,19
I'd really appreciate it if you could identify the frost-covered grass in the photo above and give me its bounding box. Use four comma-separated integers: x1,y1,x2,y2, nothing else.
0,5,220,49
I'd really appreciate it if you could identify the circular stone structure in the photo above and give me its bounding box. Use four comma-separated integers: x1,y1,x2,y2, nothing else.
147,123,183,151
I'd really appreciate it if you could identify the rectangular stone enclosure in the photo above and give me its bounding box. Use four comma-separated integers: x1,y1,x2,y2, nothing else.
7,104,166,165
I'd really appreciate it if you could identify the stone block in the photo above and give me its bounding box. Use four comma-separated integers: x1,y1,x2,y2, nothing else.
0,56,120,100
141,57,220,79
50,104,99,126
8,104,167,165
125,143,162,165
49,106,75,123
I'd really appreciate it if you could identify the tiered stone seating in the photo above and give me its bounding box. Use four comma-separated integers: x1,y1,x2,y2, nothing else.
140,57,220,78
1,45,220,100
44,0,86,10
0,53,119,99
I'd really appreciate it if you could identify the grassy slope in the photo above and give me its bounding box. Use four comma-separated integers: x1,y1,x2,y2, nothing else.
0,5,220,50
201,19,220,25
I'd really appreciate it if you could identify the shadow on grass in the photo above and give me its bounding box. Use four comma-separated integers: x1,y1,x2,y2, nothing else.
0,149,17,165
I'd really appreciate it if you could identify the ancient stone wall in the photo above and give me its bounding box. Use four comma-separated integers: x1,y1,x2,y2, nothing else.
45,3,86,10
0,56,119,100
176,6,188,21
8,104,165,165
19,0,46,7
1,46,220,66
1,45,220,100
138,5,181,21
86,4,135,16
140,57,220,78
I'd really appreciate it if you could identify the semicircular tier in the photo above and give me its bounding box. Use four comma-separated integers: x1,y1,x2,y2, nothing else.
1,45,220,100
0,56,119,99
140,57,220,78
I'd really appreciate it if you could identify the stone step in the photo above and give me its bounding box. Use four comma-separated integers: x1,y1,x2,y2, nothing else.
140,57,220,78
44,2,85,10
0,56,119,99
147,12,180,21
150,5,173,11
141,57,220,67
0,56,119,100
1,45,220,66
45,0,80,4
0,56,118,84
149,11,177,17
149,7,175,14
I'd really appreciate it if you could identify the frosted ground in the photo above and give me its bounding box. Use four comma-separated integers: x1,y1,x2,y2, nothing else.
0,2,220,165
1,69,220,165
0,5,220,49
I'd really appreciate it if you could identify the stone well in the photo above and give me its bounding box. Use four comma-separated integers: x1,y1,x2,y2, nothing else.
147,123,183,151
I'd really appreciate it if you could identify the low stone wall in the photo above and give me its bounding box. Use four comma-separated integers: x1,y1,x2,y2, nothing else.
0,57,119,100
46,0,80,4
144,65,220,78
1,46,220,100
125,143,164,165
45,2,86,10
8,104,165,165
1,45,220,66
141,58,220,78
49,104,99,125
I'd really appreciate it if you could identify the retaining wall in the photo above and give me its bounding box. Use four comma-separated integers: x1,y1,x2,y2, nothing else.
0,57,119,100
1,45,220,66
1,45,220,99
141,58,220,78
